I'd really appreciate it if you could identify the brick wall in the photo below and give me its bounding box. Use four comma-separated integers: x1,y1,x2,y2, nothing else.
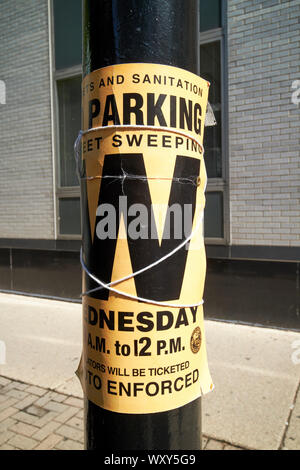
228,0,300,246
0,0,54,239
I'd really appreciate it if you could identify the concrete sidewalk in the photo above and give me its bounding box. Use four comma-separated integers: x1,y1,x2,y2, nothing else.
0,293,299,450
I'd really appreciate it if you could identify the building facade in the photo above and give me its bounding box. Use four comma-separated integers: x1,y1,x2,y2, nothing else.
0,0,299,329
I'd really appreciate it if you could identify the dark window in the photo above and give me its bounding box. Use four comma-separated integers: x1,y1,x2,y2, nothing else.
57,77,81,187
53,0,82,70
201,41,222,178
59,198,81,235
200,0,222,32
204,192,224,238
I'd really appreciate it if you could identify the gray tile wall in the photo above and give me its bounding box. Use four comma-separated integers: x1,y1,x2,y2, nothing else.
0,0,54,239
228,0,300,246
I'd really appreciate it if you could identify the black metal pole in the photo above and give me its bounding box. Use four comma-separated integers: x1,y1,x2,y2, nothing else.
82,0,202,451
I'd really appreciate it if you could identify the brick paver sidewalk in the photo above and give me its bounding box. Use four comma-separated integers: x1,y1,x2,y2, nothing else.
0,376,243,450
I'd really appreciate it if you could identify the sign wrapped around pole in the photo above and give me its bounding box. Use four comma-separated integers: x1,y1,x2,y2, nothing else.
77,0,213,450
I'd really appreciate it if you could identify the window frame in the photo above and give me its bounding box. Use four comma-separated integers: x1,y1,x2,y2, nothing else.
200,16,229,245
54,66,82,191
54,67,83,240
50,0,82,239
